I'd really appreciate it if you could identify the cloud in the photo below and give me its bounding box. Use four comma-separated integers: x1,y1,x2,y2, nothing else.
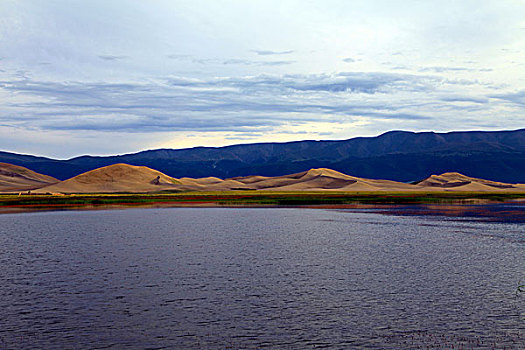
222,59,254,65
284,72,426,93
98,55,128,61
418,66,494,73
189,72,428,93
1,0,523,157
167,54,191,60
491,90,525,106
221,59,294,66
440,95,489,104
252,50,294,55
259,61,295,66
419,66,469,73
0,69,517,135
165,54,294,66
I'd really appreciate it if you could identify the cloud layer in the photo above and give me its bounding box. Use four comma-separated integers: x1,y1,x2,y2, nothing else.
0,0,523,157
1,70,517,136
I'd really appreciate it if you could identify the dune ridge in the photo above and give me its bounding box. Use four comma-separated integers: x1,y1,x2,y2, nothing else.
13,163,521,194
0,163,59,192
416,172,525,191
34,163,253,193
35,163,182,193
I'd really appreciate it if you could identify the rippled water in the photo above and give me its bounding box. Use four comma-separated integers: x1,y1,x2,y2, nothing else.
1,207,523,349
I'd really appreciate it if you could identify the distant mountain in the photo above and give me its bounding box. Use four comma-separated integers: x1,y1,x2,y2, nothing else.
0,163,58,192
2,129,525,182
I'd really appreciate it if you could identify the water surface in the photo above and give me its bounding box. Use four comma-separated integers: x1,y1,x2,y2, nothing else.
1,206,523,349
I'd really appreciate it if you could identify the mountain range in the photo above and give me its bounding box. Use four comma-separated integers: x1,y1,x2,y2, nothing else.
1,129,525,182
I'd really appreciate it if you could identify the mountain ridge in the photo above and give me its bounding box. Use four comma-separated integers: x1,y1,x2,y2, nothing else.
1,129,525,182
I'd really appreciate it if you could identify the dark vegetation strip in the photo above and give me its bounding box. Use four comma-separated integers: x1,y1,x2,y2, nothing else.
0,192,524,210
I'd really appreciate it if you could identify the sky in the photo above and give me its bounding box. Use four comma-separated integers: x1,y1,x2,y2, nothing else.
0,0,524,158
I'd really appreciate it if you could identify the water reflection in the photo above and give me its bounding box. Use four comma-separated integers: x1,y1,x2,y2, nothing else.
341,202,525,223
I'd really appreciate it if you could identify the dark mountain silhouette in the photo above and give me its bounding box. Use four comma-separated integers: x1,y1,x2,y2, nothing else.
1,129,524,182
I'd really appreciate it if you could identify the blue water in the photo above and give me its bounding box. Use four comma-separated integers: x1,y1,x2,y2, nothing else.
1,207,523,349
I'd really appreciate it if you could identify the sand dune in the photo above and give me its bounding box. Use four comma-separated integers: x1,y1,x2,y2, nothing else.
416,172,523,191
15,163,524,194
0,163,58,192
233,168,356,190
233,168,417,191
35,163,252,193
36,163,182,193
177,176,251,191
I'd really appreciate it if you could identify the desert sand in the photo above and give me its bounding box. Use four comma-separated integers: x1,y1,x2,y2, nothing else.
233,168,416,191
415,172,525,191
0,163,517,194
34,163,253,193
35,163,181,193
0,163,59,192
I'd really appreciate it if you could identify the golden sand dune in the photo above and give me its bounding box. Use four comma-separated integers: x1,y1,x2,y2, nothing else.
180,176,223,185
416,172,523,191
35,163,252,193
0,163,58,192
176,177,251,191
233,168,416,191
231,175,271,184
36,163,182,193
22,163,525,194
233,168,354,190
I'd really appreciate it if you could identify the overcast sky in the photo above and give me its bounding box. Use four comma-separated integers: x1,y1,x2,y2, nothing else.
1,0,524,158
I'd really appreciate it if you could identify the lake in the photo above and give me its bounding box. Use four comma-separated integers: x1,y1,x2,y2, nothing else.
1,205,524,349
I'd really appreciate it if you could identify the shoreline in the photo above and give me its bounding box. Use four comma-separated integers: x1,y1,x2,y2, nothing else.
1,191,524,215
